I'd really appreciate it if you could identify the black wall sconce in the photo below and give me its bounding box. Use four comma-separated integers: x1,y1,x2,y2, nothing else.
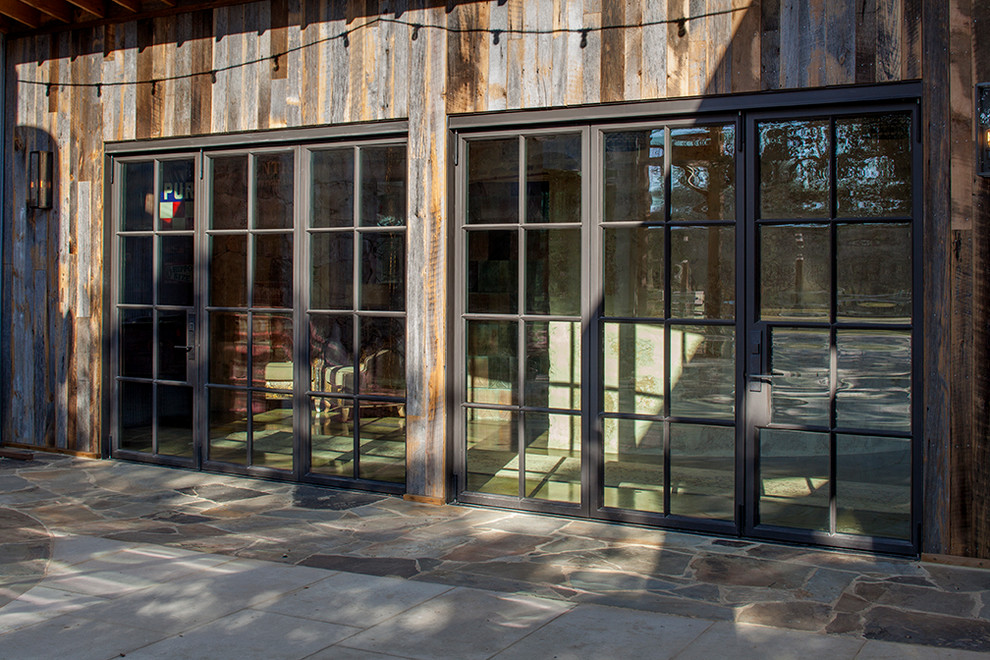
28,150,53,209
978,83,990,177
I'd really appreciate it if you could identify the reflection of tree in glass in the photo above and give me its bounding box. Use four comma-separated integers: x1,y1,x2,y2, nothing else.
759,120,830,219
836,114,912,218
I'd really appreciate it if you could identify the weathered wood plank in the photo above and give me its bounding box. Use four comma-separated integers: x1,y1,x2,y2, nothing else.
135,18,153,139
825,0,854,86
582,0,601,104
211,6,227,132
730,0,758,93
283,0,302,126
876,0,902,82
622,0,641,101
190,9,212,135
687,0,706,95
855,0,877,83
760,0,779,89
903,0,922,79
601,0,624,102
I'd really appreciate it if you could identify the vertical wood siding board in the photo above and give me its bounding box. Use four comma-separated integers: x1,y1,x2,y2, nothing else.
666,0,686,97
211,9,225,133
581,3,600,104
445,3,469,114
903,0,922,79
345,0,362,122
601,0,624,102
476,4,490,113
778,0,798,88
686,0,705,96
521,0,538,108
286,0,302,127
506,0,523,109
760,0,779,90
563,0,583,106
641,0,665,100
100,27,115,141
825,0,855,86
121,22,137,141
299,0,312,125
375,0,390,119
11,55,27,443
855,0,876,84
226,5,242,132
488,0,508,111
875,0,899,82
173,14,192,136
190,10,212,136
730,0,759,93
535,0,552,107
135,19,153,140
253,3,271,130
316,4,329,123
391,0,410,119
623,0,642,101
717,0,734,94
551,0,566,107
270,0,288,83
330,13,349,125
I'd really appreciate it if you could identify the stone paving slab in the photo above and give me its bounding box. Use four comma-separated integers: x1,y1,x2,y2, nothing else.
2,454,990,655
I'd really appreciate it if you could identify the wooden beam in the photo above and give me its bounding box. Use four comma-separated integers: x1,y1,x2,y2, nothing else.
63,0,103,17
109,0,138,12
0,0,41,27
20,0,71,22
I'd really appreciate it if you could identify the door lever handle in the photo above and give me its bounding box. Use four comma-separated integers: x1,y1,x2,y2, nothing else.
175,345,195,353
749,373,773,381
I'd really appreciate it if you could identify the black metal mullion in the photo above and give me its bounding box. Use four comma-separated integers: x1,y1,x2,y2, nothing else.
663,125,673,514
828,117,839,536
352,145,363,480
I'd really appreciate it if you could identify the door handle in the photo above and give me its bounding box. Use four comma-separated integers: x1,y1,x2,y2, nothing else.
175,345,195,353
748,373,772,392
749,373,773,381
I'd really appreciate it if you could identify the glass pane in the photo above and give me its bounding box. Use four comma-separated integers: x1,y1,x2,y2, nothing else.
468,230,518,314
603,417,663,512
524,412,580,503
760,224,830,320
157,385,193,458
311,397,354,477
119,381,153,452
122,161,154,231
525,321,581,410
466,320,517,406
254,233,293,308
837,114,913,218
670,423,734,519
358,401,406,483
310,314,354,393
252,313,293,389
525,228,581,316
670,325,735,420
770,328,830,427
360,317,405,397
311,148,354,228
361,145,406,227
467,139,518,225
361,232,405,311
836,330,911,433
671,125,735,221
670,226,735,319
466,408,518,495
160,236,194,306
159,160,195,231
255,152,294,230
120,309,153,379
121,236,153,304
759,120,830,219
210,234,247,308
526,134,581,224
603,129,665,223
211,156,248,230
836,223,911,323
209,312,248,386
311,232,354,310
759,429,830,531
603,226,664,318
158,310,187,382
602,322,664,416
252,394,293,470
209,388,248,465
836,434,911,539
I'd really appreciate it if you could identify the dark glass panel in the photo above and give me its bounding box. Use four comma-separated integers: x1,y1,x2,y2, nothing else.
121,161,154,232
252,313,294,389
603,417,663,512
120,308,153,379
602,322,664,416
210,234,247,308
669,423,734,519
759,429,830,532
360,317,405,397
254,152,294,230
525,228,581,316
836,114,913,218
466,408,518,495
603,226,664,318
670,226,735,319
310,314,355,393
467,139,519,225
525,134,581,224
759,120,830,219
524,321,581,410
603,129,665,223
157,310,188,382
361,145,406,227
311,148,354,228
836,223,912,323
254,233,293,309
467,230,518,314
121,236,153,304
671,124,736,221
159,236,194,306
358,401,406,483
157,385,193,458
159,159,195,231
523,412,580,503
251,394,294,470
119,381,153,452
770,328,830,427
466,320,517,406
670,325,735,420
361,232,405,311
836,434,911,540
209,388,248,465
208,312,248,386
210,156,248,230
760,224,830,320
836,331,911,433
311,397,354,477
311,232,354,310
